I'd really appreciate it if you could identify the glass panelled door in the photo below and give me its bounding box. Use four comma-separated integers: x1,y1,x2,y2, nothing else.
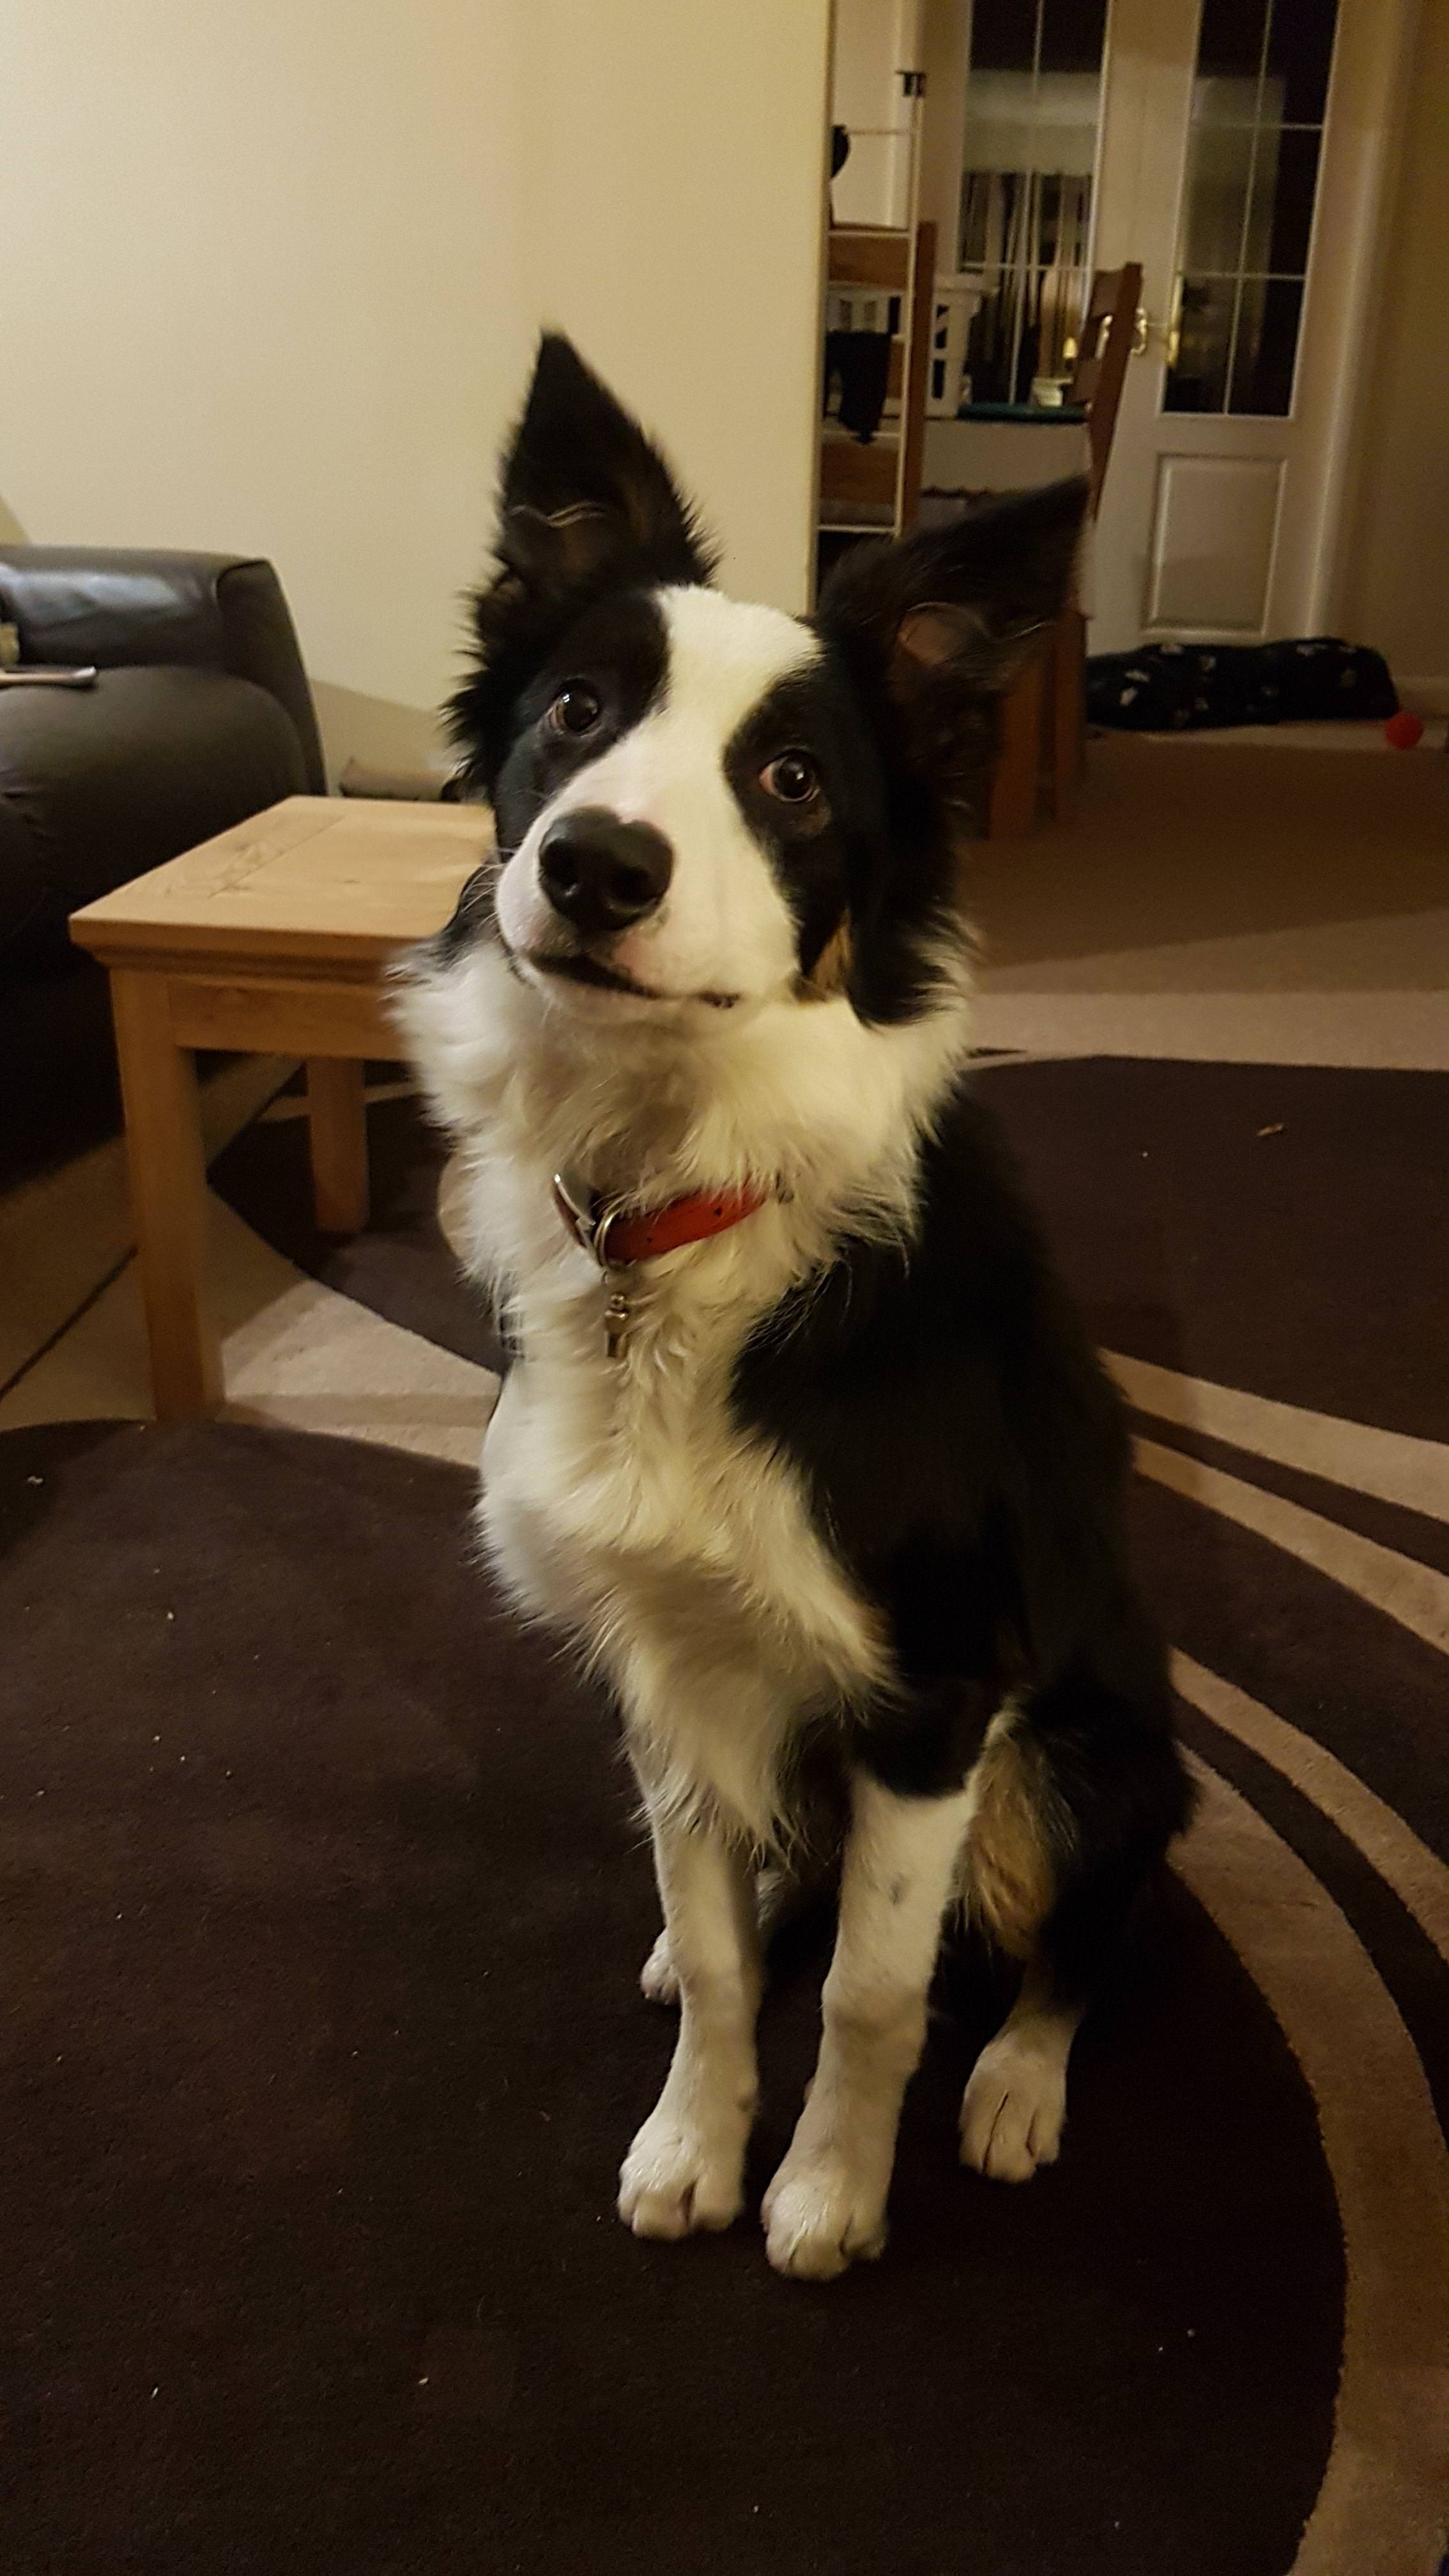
956,0,1110,409
1089,0,1360,652
1167,0,1338,418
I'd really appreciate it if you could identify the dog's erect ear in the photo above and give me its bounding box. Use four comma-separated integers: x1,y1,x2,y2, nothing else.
816,479,1089,823
449,334,715,787
496,332,714,604
819,478,1087,698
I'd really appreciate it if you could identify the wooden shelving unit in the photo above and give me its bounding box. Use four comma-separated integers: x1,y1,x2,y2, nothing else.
817,218,936,550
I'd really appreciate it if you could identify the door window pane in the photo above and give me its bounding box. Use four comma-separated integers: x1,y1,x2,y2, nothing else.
1249,125,1321,277
1163,276,1236,413
1266,1,1337,122
967,0,1034,74
956,0,1107,412
1181,123,1255,272
1230,276,1304,414
1195,0,1269,96
1038,0,1109,77
1163,0,1337,419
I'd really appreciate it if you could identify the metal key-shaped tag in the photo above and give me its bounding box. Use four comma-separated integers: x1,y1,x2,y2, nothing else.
602,1273,633,1362
553,1172,640,1361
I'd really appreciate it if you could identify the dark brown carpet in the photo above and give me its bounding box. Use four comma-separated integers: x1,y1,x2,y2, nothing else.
8,1050,1449,2572
3,1419,1342,2576
211,1057,1449,1439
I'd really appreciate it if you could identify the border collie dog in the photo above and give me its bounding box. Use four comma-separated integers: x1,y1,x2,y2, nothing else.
400,336,1190,2282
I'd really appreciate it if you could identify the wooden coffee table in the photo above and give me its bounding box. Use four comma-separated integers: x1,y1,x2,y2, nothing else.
70,795,488,1422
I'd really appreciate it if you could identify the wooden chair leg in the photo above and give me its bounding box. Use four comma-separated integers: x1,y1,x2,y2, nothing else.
988,652,1046,838
1050,606,1086,820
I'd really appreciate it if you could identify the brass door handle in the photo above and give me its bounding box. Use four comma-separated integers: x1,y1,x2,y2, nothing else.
1132,305,1149,358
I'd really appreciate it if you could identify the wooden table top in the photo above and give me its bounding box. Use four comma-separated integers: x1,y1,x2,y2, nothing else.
70,796,492,972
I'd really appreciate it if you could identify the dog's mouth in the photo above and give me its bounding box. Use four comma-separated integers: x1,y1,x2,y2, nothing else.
510,941,740,1012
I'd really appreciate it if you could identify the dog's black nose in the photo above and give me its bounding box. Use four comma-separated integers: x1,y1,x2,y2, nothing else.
538,810,673,940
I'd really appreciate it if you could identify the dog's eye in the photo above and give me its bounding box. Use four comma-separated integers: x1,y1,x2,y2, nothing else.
760,750,819,805
548,682,603,737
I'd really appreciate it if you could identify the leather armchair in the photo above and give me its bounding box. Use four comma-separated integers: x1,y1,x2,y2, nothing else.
0,548,326,1183
0,548,325,970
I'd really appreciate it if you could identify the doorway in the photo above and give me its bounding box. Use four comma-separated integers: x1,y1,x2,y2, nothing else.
1089,0,1406,652
829,0,1413,654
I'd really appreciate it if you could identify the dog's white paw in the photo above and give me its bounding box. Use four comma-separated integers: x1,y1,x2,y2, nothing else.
618,2110,744,2239
760,2151,889,2281
960,2027,1068,2182
638,1928,680,2006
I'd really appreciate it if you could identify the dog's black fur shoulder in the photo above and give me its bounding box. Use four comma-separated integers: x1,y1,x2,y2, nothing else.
733,1078,1192,1982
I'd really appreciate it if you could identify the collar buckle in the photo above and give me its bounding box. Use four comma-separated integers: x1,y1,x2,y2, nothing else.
551,1172,629,1273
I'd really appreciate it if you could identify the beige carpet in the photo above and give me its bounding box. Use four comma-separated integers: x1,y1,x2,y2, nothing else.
967,735,1449,1066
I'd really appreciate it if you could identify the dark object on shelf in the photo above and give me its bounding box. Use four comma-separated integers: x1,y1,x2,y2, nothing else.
1086,638,1399,732
824,331,893,443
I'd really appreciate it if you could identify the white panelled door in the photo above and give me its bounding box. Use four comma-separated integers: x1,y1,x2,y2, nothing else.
1089,0,1407,654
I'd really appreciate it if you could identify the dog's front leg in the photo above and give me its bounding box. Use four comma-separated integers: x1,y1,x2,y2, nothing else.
762,1770,973,2280
618,1801,761,2240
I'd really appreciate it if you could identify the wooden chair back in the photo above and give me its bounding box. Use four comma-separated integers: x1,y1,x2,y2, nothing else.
987,259,1142,836
897,218,937,533
1068,259,1142,510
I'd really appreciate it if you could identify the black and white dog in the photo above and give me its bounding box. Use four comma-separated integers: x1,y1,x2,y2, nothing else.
400,336,1190,2281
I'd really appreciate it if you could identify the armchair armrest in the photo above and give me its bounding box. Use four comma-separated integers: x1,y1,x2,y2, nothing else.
0,547,325,790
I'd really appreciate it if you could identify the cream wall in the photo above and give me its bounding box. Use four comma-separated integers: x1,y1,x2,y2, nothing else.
515,3,831,624
0,1,830,776
1337,0,1449,700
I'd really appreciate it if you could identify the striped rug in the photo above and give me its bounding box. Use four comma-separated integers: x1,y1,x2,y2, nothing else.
3,733,1446,2574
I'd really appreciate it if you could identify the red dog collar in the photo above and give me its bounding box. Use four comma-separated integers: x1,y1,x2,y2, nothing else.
552,1171,768,1271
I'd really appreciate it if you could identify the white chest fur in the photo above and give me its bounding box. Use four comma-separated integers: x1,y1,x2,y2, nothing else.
397,931,975,1844
477,1173,888,1845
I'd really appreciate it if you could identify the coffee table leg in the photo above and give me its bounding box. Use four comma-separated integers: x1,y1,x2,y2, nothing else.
110,967,223,1422
306,1058,369,1233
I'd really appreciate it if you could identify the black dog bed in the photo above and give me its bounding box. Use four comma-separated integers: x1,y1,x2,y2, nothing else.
1087,637,1397,731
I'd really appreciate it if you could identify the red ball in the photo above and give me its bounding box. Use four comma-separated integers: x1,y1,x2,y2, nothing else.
1384,710,1424,749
